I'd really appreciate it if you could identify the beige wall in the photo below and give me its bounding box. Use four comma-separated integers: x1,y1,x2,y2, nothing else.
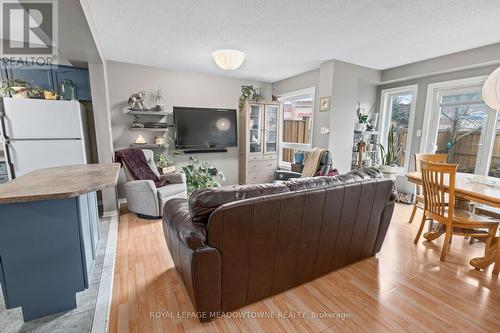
106,61,272,197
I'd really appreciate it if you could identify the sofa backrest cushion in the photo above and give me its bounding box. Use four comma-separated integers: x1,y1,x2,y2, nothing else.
285,167,383,191
189,183,290,224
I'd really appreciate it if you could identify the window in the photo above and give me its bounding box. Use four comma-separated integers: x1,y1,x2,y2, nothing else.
488,114,500,178
379,85,418,170
278,88,315,168
437,91,488,174
422,76,498,176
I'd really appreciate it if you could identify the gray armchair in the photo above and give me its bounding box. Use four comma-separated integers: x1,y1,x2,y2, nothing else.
123,149,187,218
274,149,333,182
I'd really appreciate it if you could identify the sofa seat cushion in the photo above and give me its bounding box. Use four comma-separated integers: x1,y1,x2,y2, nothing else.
189,183,290,224
157,183,187,198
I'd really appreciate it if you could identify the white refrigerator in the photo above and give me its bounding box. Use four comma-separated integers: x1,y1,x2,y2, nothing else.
0,98,88,178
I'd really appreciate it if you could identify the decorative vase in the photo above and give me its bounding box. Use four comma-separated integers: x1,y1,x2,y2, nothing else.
294,152,305,164
380,165,401,180
59,79,76,100
366,113,379,131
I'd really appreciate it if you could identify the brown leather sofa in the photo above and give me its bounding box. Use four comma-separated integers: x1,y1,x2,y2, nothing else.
162,167,395,321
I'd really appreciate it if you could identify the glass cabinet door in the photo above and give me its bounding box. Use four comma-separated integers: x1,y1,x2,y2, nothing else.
264,105,278,154
249,104,263,154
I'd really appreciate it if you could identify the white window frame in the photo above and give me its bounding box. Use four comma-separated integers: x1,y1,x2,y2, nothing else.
420,75,497,175
379,84,418,171
278,87,316,170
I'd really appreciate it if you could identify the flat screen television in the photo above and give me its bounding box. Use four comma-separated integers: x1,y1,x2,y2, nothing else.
174,106,237,151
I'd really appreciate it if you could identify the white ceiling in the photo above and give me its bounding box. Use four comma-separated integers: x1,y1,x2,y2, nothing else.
87,0,500,82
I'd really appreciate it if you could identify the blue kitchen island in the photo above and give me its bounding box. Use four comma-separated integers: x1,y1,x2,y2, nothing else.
0,164,119,321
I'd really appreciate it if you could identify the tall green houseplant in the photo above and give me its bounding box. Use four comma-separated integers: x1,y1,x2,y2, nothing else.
379,122,401,166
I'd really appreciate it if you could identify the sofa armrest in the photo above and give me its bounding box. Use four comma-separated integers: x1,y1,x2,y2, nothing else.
161,172,186,184
162,199,221,320
273,170,302,182
163,198,206,250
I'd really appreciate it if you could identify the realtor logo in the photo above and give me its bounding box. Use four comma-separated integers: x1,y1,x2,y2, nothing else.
1,0,58,65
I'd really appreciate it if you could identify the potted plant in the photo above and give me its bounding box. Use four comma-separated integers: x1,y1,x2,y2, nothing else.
182,156,225,194
150,88,165,111
294,150,306,164
239,85,262,109
355,102,369,132
378,122,402,180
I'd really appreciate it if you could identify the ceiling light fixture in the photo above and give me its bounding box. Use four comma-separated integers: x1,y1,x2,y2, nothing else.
212,49,245,70
482,66,500,110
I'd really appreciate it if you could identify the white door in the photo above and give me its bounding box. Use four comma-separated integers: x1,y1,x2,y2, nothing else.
2,98,84,139
8,139,86,177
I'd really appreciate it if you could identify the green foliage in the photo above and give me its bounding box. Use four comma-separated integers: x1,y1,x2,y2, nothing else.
0,79,43,98
182,156,225,193
239,85,262,109
379,122,402,166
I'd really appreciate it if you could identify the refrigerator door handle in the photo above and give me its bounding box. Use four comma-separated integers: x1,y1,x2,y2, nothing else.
4,141,15,179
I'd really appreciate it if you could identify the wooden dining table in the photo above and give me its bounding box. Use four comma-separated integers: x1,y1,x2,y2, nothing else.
406,171,500,274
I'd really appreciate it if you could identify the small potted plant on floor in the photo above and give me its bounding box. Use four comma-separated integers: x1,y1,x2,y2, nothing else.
379,122,402,180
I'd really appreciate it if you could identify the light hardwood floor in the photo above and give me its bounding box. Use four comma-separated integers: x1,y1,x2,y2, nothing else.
109,203,500,332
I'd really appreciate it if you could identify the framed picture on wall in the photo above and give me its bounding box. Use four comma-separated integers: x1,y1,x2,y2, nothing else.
320,96,331,111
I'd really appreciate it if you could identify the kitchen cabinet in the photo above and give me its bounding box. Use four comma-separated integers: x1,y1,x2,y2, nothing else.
2,65,91,101
52,66,91,101
7,66,54,91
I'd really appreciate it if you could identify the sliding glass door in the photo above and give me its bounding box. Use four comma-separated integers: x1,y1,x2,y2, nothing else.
422,77,499,175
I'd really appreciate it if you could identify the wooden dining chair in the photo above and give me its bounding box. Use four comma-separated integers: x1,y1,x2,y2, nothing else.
413,160,499,261
408,153,448,224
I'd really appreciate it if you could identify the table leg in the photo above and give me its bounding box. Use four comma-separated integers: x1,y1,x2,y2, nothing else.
493,237,500,275
470,237,498,271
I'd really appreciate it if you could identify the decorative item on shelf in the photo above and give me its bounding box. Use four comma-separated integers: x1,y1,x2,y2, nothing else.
366,142,374,152
131,115,145,128
294,150,305,164
144,122,168,129
357,137,367,168
355,102,369,131
239,85,262,109
155,136,165,145
43,90,58,100
366,110,379,131
320,96,331,112
182,156,225,194
0,79,42,99
379,122,402,180
135,134,146,144
59,79,76,100
128,91,147,110
150,88,165,111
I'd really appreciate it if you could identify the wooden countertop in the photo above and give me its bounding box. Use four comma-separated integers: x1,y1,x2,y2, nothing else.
0,164,120,204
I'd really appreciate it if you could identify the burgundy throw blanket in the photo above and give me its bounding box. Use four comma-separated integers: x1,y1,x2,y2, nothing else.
115,148,168,187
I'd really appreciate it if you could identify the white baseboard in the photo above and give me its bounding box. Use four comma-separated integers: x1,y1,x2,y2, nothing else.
102,210,118,218
91,215,119,333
